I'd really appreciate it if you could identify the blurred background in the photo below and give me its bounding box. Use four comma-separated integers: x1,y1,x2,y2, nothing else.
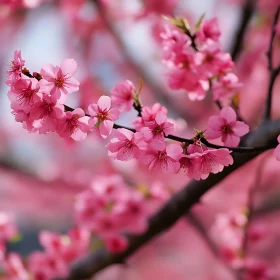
1,0,280,279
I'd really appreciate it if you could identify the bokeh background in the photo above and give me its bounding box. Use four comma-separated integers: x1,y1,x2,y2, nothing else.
1,0,280,279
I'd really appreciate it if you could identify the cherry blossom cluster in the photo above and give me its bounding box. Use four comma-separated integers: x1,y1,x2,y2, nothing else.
6,49,253,180
0,176,169,280
211,209,275,279
75,175,168,253
161,17,242,102
1,226,90,280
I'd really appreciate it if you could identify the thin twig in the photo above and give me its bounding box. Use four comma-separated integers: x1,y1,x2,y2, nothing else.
230,0,256,61
64,104,272,153
263,7,280,121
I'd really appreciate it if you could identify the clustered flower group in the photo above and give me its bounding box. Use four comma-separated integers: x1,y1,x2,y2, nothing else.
75,175,166,253
211,209,275,279
3,13,280,280
0,212,91,280
161,17,242,102
6,48,249,181
0,177,169,280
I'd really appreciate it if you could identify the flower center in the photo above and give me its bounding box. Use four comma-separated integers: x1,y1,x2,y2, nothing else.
97,112,108,120
222,125,232,134
154,125,163,134
55,78,64,88
158,151,166,160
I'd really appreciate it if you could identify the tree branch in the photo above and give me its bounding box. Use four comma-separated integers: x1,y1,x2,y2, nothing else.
63,152,260,280
62,116,280,280
230,0,256,61
263,6,280,121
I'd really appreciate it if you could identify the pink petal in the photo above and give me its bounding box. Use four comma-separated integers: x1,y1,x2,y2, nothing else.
166,144,183,160
223,133,240,147
78,117,89,132
207,115,223,129
72,130,87,141
162,122,174,136
60,59,78,77
109,108,120,121
41,64,56,80
64,77,80,93
149,140,166,152
206,127,222,139
114,128,133,140
72,108,85,117
88,104,98,116
99,120,113,138
98,96,111,111
220,107,237,123
155,111,167,125
232,121,249,137
53,105,65,119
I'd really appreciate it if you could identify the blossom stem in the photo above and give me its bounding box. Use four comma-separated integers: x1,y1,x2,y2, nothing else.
64,104,272,153
263,6,280,121
230,0,256,61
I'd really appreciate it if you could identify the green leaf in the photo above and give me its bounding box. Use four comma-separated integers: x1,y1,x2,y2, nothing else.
195,13,205,31
9,233,22,243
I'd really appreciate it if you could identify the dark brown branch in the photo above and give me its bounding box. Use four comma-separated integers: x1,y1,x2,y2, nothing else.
65,103,271,153
63,153,260,280
230,0,256,61
60,117,280,280
264,6,280,121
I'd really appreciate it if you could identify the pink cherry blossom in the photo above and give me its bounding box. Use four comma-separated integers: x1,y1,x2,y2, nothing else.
115,193,148,234
168,69,209,101
4,253,29,280
196,18,221,42
13,110,37,132
39,231,65,255
206,107,249,147
161,25,192,67
58,108,89,141
88,96,120,138
28,251,68,279
111,80,136,112
134,103,168,131
40,59,80,103
8,78,40,113
141,111,175,142
179,154,203,180
29,94,65,134
0,212,18,241
212,73,243,101
197,148,234,177
62,227,90,263
106,128,146,160
104,235,128,253
6,50,25,85
196,40,227,78
140,140,182,173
